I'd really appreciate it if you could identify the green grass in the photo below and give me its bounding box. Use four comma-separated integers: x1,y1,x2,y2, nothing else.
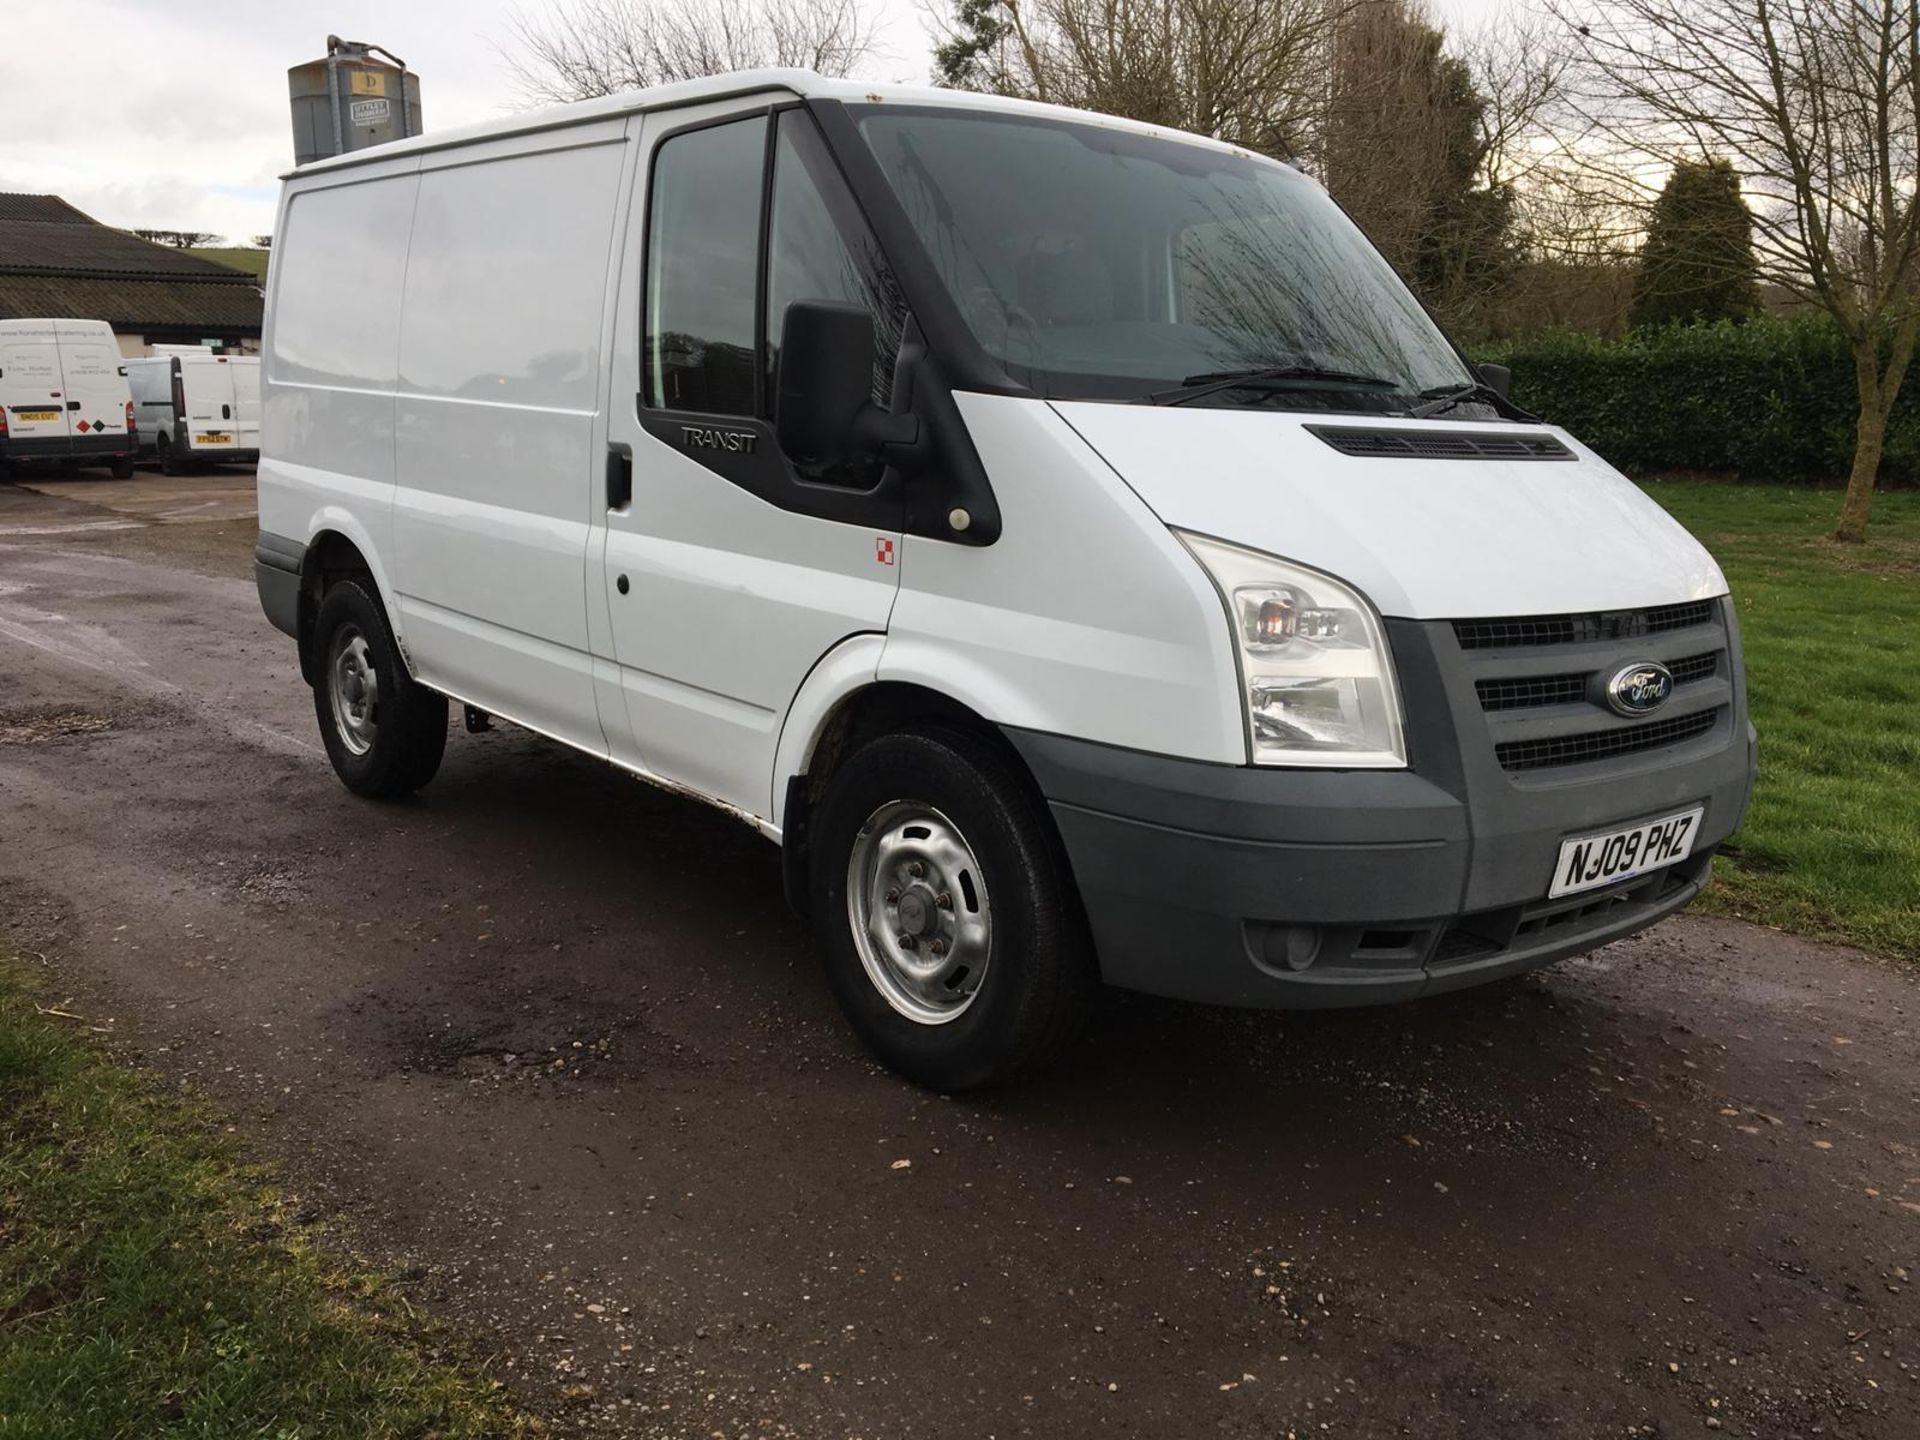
0,959,533,1439
1641,479,1920,962
187,247,269,281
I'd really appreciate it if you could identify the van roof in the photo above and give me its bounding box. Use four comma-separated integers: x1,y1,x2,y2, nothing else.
285,68,1257,179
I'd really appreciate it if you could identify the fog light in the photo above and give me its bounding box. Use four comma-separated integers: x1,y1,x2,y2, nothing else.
1254,923,1322,973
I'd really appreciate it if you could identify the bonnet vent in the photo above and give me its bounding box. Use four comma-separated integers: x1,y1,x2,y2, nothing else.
1306,425,1575,461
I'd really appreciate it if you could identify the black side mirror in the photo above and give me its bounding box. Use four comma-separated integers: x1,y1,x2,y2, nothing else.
1476,361,1511,401
775,300,917,472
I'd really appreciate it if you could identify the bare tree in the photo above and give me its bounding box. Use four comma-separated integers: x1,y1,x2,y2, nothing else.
931,0,1346,159
1453,10,1575,243
504,0,881,102
1554,0,1920,542
132,229,220,249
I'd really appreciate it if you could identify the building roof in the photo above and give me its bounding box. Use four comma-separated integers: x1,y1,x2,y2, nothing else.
0,192,263,336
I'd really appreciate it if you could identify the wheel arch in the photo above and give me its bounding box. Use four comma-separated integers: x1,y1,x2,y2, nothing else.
294,524,398,685
775,672,1056,920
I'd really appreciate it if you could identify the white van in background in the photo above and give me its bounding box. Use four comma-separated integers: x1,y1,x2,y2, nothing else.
127,348,261,472
257,71,1756,1090
0,318,137,478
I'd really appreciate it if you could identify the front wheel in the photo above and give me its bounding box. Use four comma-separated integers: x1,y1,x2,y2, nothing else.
810,727,1096,1090
310,578,448,798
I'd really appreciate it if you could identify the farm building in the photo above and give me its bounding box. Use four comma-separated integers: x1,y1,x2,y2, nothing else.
0,193,263,355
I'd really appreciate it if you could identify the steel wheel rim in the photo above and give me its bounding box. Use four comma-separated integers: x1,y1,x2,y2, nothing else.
847,800,993,1025
327,626,379,757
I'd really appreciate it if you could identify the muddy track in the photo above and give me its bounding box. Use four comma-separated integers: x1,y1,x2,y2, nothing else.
0,475,1913,1438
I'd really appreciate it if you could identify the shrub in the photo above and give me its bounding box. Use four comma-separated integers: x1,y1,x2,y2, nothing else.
1482,315,1920,485
1630,159,1761,330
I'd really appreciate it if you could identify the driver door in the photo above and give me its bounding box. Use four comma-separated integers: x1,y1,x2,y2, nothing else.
591,100,910,822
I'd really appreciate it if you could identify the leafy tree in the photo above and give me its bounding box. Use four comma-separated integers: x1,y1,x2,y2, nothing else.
933,0,1013,90
1630,159,1761,329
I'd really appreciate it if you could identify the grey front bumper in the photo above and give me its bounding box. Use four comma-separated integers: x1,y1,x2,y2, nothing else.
1005,606,1757,1009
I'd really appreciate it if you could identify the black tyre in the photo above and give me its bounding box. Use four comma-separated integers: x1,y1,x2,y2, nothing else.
810,726,1096,1090
310,578,448,798
157,434,185,476
110,454,135,479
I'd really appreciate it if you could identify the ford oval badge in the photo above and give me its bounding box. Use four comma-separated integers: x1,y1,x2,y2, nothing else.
1606,661,1675,717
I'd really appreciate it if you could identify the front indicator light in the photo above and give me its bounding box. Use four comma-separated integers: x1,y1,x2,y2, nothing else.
1178,531,1406,768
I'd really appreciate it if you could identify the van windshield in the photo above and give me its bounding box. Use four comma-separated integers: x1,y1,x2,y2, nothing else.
854,108,1475,410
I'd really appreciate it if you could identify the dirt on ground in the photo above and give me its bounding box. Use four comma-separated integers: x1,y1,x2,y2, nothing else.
0,472,1914,1438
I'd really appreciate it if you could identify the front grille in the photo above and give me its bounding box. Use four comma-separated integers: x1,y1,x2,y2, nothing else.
1307,425,1574,461
1474,650,1720,713
1475,672,1588,711
1453,599,1715,651
1495,707,1721,772
1668,651,1718,685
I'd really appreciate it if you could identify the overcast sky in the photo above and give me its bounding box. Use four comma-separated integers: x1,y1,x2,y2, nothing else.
0,0,1506,245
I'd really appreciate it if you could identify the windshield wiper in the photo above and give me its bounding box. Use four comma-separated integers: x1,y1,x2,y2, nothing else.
1407,381,1506,419
1139,366,1401,408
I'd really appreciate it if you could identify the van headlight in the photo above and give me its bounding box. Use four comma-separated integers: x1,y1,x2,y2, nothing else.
1177,531,1406,768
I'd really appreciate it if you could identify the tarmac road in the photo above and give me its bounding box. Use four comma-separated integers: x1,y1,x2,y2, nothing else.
0,472,1914,1438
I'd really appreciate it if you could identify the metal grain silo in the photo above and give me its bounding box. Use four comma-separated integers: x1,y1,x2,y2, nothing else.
288,36,423,166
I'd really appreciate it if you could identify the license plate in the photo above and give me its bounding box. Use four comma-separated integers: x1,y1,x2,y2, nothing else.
14,408,59,422
1549,807,1703,898
195,431,233,444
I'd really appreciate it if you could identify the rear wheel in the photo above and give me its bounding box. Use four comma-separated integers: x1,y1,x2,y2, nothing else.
310,578,447,797
157,433,185,476
810,726,1096,1090
109,454,134,479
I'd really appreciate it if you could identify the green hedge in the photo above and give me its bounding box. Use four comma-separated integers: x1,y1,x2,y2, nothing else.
1482,316,1920,485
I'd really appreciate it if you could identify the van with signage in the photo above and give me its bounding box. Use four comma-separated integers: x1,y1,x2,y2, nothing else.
127,348,262,471
256,71,1757,1089
0,318,137,478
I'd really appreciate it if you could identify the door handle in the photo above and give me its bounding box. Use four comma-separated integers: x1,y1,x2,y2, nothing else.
222,403,231,420
66,400,80,411
606,443,632,510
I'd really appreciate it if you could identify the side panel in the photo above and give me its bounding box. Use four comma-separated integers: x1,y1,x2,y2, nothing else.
390,126,628,750
883,392,1245,765
259,155,420,616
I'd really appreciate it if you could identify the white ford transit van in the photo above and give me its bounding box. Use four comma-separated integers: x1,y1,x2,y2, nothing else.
0,318,138,478
127,349,261,471
257,71,1756,1088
